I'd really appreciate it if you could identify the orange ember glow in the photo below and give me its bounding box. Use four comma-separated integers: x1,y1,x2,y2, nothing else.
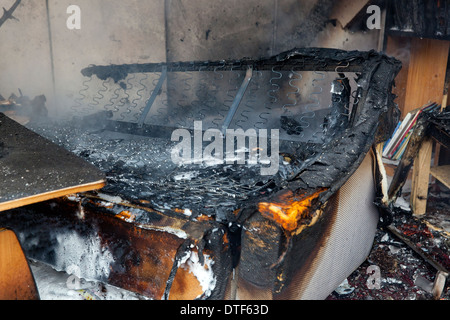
116,210,136,222
258,188,326,232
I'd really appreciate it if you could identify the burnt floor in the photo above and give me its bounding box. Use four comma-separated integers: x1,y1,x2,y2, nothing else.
327,183,450,300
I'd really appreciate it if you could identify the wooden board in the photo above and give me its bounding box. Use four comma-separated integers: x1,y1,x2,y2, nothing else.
0,228,40,300
403,38,450,215
430,165,450,189
0,113,105,212
403,38,449,116
386,37,449,120
411,138,433,215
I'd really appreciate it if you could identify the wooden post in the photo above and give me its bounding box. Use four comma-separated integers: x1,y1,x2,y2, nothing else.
406,38,450,215
411,138,433,215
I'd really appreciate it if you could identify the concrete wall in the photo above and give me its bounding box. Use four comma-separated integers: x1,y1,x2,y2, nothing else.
0,1,53,105
0,0,166,116
0,0,380,118
165,0,380,61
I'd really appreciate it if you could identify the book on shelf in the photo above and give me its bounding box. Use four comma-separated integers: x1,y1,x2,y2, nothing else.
392,130,411,160
383,102,439,160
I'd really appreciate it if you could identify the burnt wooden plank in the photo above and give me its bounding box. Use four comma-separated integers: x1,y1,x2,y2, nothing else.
0,113,105,212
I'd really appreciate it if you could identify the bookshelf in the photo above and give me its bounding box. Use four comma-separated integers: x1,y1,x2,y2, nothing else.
411,93,449,216
386,37,449,216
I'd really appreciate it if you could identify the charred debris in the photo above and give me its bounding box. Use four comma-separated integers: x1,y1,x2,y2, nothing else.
45,47,403,232
0,90,48,122
1,47,407,299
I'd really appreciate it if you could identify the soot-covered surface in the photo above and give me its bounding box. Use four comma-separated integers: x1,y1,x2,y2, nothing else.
27,48,402,224
26,120,300,222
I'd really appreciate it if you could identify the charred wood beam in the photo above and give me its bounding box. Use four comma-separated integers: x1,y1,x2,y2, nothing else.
428,109,450,148
387,114,430,202
386,107,448,204
430,124,450,149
